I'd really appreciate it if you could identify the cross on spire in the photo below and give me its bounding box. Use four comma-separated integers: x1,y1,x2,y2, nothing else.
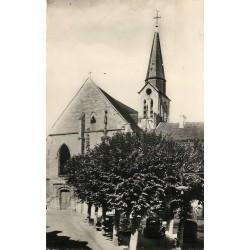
153,10,161,28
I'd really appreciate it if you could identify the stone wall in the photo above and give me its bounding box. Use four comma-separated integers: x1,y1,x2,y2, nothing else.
46,80,134,211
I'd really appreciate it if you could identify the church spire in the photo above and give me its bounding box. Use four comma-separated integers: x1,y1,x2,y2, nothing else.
145,11,166,94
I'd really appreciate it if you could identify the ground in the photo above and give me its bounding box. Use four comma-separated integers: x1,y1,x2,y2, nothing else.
46,210,203,250
46,210,124,250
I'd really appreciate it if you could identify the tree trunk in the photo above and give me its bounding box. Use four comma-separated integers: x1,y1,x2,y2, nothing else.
113,226,119,246
177,218,186,249
87,202,92,219
102,206,107,219
167,219,174,236
94,206,98,226
114,209,120,232
129,230,139,250
129,216,141,250
113,209,120,246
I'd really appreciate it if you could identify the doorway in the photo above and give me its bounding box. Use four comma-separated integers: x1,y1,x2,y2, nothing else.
60,189,71,210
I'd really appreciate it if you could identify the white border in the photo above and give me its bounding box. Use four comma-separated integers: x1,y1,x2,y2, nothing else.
1,0,250,249
0,1,46,249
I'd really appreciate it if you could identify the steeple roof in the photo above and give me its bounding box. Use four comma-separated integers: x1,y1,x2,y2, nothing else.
145,31,166,94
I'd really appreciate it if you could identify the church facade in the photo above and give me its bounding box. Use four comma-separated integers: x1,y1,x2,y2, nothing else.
46,80,141,210
46,23,203,211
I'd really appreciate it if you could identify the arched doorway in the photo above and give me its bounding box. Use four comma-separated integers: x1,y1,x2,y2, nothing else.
59,189,71,210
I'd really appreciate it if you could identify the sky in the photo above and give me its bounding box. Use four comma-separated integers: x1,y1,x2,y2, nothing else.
47,0,204,134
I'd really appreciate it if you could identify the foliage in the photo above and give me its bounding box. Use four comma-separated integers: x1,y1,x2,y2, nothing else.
64,132,204,220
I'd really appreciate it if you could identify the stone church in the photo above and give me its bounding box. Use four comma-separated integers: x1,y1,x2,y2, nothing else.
46,22,203,212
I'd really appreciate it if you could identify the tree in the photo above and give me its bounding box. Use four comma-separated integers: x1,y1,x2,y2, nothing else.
65,148,115,219
168,139,204,248
64,132,204,250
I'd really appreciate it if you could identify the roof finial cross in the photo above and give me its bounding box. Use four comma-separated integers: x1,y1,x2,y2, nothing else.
88,71,92,79
153,10,161,28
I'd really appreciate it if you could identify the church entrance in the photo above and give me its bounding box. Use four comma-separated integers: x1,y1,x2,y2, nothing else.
60,189,71,210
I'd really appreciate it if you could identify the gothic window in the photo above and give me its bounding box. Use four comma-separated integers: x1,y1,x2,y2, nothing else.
150,99,153,118
58,144,71,176
143,99,147,118
90,116,96,124
163,101,169,121
104,110,108,129
165,102,169,115
90,111,97,124
90,112,97,130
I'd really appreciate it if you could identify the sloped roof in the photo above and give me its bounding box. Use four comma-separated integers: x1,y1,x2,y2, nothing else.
155,122,204,140
97,86,141,132
49,78,140,135
146,31,166,82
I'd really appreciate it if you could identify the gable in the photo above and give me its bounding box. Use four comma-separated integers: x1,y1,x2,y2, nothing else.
138,82,159,94
49,79,140,135
138,82,171,101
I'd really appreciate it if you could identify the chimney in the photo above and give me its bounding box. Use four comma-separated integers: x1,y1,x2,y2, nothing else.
179,115,186,128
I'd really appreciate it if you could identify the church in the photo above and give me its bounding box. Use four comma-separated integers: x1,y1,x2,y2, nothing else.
46,17,203,211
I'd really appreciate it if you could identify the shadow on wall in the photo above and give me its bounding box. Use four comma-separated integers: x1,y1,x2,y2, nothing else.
46,230,92,250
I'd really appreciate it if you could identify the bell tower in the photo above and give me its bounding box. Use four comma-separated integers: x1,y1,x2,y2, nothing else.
138,11,171,130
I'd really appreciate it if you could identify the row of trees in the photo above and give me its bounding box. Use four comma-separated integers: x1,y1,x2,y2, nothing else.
65,132,204,249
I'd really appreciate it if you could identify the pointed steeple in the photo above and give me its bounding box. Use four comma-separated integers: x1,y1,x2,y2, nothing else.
138,11,170,131
145,12,166,94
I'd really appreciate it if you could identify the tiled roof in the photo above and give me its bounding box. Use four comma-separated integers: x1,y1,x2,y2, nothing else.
155,122,204,140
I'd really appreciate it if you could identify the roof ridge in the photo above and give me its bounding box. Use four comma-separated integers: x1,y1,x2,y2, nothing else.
95,85,140,131
98,87,138,114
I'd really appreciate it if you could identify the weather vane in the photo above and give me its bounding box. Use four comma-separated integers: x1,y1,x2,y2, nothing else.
153,10,161,28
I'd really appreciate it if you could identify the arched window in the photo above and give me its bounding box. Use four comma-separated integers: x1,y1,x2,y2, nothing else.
58,144,71,176
90,116,96,124
90,112,97,130
150,99,153,118
90,112,97,124
143,99,147,118
163,101,169,121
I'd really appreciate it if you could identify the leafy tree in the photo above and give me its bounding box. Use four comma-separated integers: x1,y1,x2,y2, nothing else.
168,139,204,248
64,132,204,249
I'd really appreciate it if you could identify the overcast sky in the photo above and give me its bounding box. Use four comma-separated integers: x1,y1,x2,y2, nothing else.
47,0,203,134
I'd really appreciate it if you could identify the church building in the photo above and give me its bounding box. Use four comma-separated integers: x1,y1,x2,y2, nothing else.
46,17,203,211
46,79,141,210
